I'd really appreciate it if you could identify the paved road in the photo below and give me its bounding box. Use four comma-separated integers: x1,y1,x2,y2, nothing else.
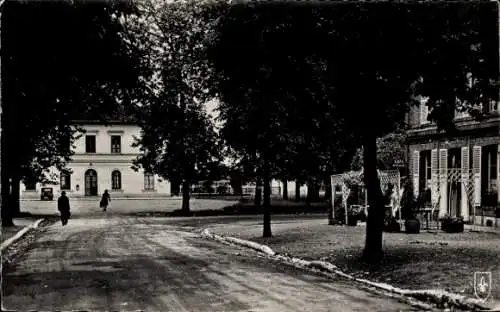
3,217,424,312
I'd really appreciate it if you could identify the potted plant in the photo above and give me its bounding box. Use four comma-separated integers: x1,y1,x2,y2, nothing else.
440,214,464,233
347,211,359,226
384,215,401,232
400,179,420,234
333,205,358,226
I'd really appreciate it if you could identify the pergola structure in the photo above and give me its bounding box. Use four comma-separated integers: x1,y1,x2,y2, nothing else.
331,169,401,224
429,168,477,227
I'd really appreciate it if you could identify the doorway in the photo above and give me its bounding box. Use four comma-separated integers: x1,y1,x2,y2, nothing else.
447,148,462,217
85,169,98,196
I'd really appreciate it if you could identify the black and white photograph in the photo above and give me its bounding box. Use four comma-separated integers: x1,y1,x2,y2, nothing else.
1,0,500,311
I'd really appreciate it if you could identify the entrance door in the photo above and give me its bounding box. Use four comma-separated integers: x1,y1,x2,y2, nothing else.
85,169,98,196
448,148,461,217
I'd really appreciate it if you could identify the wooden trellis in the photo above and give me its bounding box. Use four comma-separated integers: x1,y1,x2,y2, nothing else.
331,170,401,224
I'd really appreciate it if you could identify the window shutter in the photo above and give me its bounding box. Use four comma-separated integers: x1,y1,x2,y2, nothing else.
431,149,438,204
413,151,420,197
438,149,448,217
461,147,471,217
461,147,470,171
473,146,481,206
462,146,470,198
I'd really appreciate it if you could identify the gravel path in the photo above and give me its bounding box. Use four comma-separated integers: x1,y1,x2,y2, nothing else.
3,216,421,312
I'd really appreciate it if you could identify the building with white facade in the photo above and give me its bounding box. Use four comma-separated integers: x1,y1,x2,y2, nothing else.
406,99,500,225
21,121,171,199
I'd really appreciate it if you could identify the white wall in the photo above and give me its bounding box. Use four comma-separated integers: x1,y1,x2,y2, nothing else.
21,123,171,198
73,124,142,154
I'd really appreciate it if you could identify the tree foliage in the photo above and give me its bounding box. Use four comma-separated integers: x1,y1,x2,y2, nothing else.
208,1,498,258
127,0,223,213
1,0,145,225
351,131,407,172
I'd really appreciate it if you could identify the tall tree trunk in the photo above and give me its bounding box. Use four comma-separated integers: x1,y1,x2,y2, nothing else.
263,158,272,237
324,176,332,204
181,180,190,214
1,124,13,226
282,179,288,200
306,179,320,206
254,178,262,207
295,180,301,201
362,134,385,263
325,176,334,225
306,180,312,207
1,164,13,226
10,169,20,216
171,179,180,196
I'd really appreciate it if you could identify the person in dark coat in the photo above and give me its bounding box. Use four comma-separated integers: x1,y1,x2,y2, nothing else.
100,189,111,212
58,191,71,226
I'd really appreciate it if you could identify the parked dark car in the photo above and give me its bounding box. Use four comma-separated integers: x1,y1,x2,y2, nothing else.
40,187,54,201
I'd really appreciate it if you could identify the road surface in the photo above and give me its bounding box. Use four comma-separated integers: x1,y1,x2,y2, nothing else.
3,216,424,311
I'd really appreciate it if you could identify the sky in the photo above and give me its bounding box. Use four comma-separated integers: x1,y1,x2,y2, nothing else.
204,98,220,125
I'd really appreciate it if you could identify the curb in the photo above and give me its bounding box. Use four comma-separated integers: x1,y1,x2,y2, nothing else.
1,218,45,252
201,229,492,311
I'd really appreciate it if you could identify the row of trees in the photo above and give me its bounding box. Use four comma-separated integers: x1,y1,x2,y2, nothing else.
2,1,497,263
205,1,498,261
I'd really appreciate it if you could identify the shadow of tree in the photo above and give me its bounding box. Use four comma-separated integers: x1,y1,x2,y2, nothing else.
2,238,251,311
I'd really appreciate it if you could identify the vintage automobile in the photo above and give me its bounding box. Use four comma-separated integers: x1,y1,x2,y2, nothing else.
40,187,54,201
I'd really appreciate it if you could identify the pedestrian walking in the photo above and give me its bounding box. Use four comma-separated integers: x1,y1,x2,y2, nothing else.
100,189,111,212
57,191,71,226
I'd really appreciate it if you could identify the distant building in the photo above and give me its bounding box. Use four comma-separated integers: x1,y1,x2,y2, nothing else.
21,121,172,199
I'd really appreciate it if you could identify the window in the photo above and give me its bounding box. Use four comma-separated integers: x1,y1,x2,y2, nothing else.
111,135,121,154
144,173,155,191
111,170,121,190
60,170,71,190
488,148,497,193
481,145,497,206
25,178,37,191
419,150,431,192
85,135,96,153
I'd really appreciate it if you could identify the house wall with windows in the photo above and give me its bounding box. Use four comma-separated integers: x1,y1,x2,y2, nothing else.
21,121,171,199
406,98,500,224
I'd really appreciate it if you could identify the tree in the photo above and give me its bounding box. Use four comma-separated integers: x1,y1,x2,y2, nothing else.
322,2,497,262
209,3,364,237
128,0,222,214
210,4,306,237
350,131,407,172
1,0,144,226
209,1,497,259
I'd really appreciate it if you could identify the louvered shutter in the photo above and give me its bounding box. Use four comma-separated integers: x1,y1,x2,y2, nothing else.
431,149,438,204
461,147,470,220
438,149,448,217
473,146,481,206
413,151,420,197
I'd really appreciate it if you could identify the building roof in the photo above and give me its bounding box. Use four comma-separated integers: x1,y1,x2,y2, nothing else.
71,119,139,126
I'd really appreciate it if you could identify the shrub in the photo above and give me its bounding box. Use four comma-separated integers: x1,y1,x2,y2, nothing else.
440,215,465,233
384,216,401,232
